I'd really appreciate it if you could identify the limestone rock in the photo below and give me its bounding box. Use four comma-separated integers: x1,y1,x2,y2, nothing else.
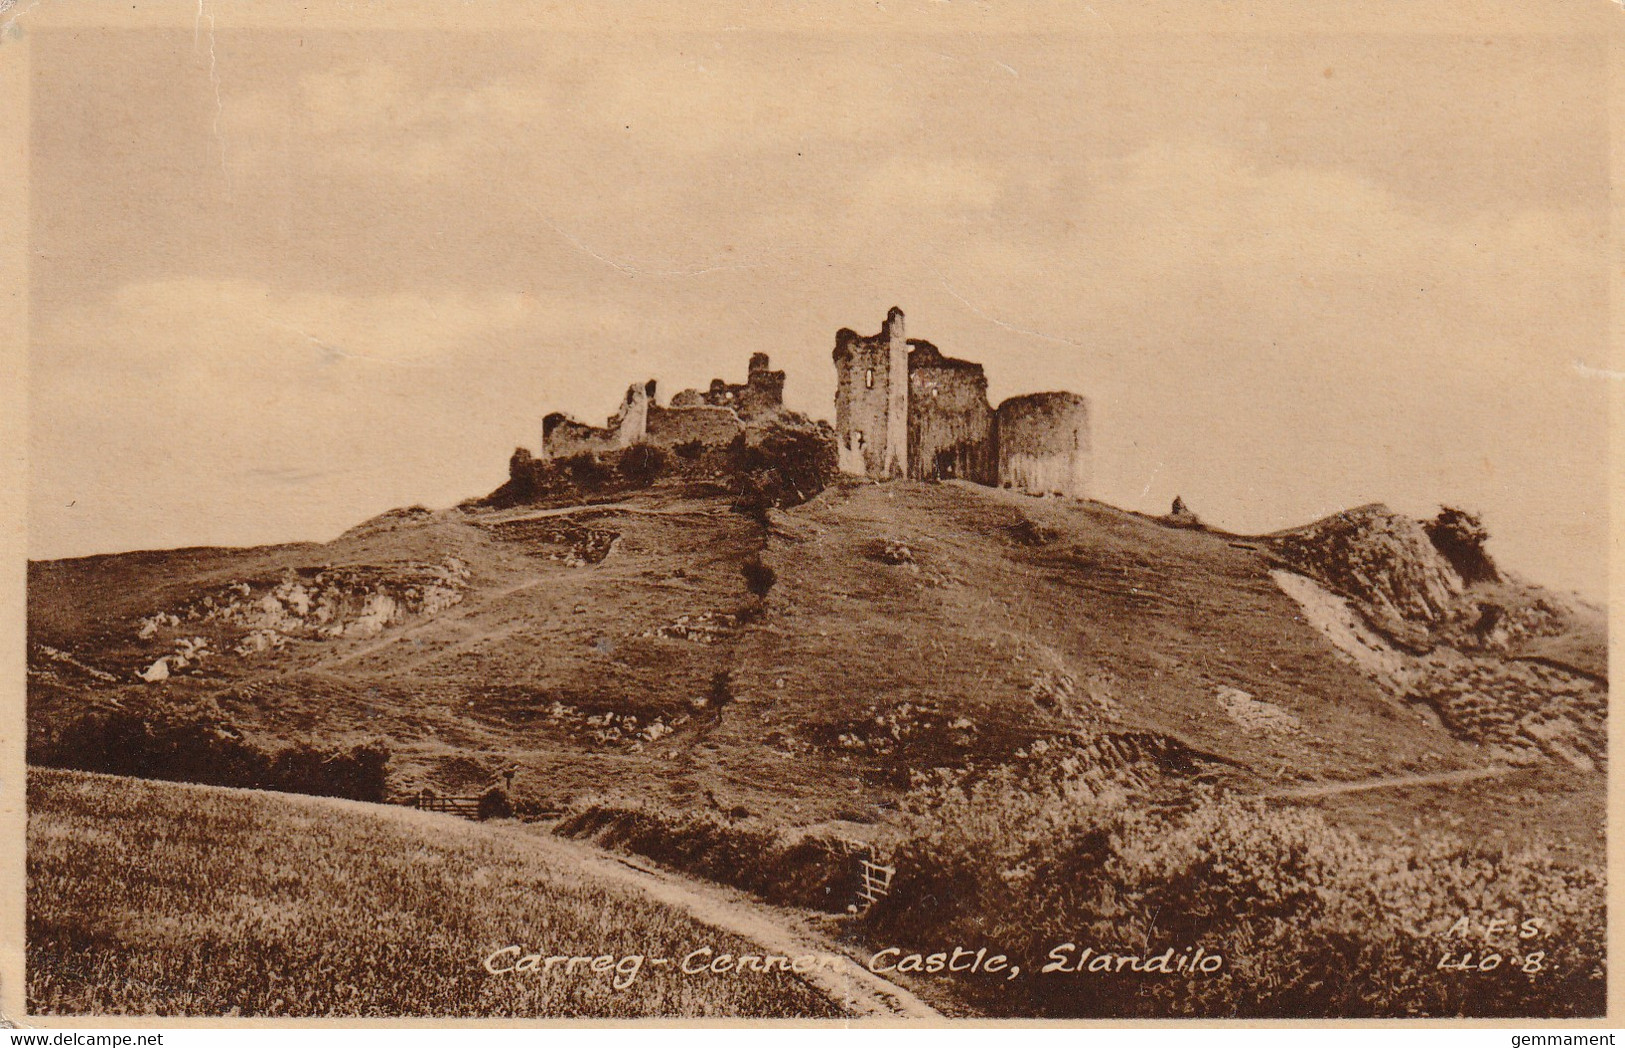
1267,503,1464,625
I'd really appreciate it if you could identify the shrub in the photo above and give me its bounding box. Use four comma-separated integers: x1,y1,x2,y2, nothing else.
30,701,391,804
560,452,610,485
740,555,777,599
28,702,262,787
617,444,668,484
29,769,843,1017
864,770,1603,1018
478,785,515,820
1425,506,1499,585
726,423,838,519
708,670,735,710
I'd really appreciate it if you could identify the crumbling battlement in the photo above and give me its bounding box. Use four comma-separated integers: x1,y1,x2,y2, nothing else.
542,380,655,460
670,352,786,420
540,356,790,461
831,309,1091,497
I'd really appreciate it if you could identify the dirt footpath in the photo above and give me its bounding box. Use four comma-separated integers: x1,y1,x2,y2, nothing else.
534,833,942,1019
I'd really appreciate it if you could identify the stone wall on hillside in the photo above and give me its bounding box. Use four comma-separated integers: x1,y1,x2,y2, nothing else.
542,352,782,461
646,401,746,449
542,380,654,459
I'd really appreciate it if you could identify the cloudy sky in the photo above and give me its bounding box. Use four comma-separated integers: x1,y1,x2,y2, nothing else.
25,4,1615,599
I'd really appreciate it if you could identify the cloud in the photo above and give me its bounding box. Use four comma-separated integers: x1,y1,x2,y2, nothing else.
28,279,573,559
44,279,538,378
935,141,1601,386
884,142,1610,597
29,37,1610,598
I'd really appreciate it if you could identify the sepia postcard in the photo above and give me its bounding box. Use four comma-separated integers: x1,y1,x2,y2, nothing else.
2,0,1619,1028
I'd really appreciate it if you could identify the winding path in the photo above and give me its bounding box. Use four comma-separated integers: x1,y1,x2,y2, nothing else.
362,801,941,1019
527,833,942,1019
1265,765,1509,800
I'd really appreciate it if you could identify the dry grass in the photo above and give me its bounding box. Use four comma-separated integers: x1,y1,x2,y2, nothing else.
27,767,840,1018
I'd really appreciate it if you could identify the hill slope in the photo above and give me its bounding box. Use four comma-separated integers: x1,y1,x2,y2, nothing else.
29,767,917,1017
27,478,1605,861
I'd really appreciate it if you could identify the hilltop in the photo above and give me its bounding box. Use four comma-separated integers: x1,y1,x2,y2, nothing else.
27,457,1610,1017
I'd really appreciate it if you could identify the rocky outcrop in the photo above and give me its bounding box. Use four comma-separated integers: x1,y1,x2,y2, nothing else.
130,558,471,680
1270,557,1606,771
1267,504,1463,633
1160,495,1205,530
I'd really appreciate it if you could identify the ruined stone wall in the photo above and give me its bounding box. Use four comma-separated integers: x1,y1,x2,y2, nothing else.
995,392,1090,497
832,307,909,478
542,381,652,459
646,403,745,449
618,381,653,445
541,414,620,459
906,340,996,485
672,352,787,421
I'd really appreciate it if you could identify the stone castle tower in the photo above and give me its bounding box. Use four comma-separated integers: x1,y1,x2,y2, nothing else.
832,308,1090,498
831,307,911,478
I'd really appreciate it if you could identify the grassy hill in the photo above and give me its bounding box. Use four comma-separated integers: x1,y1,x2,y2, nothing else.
28,476,1602,856
26,472,1607,1017
27,767,842,1017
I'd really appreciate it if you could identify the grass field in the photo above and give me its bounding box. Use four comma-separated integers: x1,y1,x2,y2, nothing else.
27,768,840,1018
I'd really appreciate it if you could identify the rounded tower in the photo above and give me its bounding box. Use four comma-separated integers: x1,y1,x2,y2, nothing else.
995,392,1090,497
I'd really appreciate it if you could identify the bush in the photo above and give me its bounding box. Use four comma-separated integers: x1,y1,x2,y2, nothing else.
30,700,391,804
864,770,1603,1018
268,741,391,802
672,439,708,460
560,452,610,485
708,670,735,710
1425,506,1499,585
726,423,838,520
740,555,777,599
617,444,668,484
478,785,515,820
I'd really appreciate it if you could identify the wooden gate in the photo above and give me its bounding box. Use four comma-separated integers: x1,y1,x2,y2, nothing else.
411,791,482,820
857,858,896,907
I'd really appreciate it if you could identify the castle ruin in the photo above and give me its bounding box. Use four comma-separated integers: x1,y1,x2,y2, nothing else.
535,308,1091,500
541,353,788,460
832,308,1090,497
